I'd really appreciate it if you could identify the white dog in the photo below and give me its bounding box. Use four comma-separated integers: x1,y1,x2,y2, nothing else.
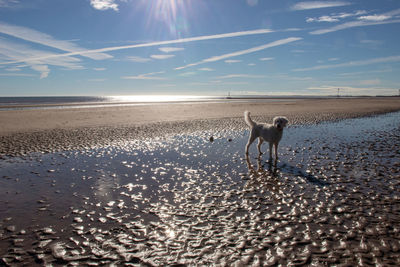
244,111,288,161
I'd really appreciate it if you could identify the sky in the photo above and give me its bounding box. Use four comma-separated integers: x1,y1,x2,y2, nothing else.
0,0,399,97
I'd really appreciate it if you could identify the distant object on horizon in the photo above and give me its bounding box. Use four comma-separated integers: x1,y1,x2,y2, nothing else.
226,92,232,99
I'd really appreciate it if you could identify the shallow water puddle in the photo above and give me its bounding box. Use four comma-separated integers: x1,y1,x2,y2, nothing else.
1,112,400,266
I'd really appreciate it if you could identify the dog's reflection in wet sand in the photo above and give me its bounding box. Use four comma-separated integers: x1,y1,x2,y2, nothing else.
244,154,280,193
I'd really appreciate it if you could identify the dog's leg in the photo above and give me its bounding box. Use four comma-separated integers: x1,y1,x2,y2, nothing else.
245,130,257,155
274,143,279,161
257,138,263,155
268,142,273,160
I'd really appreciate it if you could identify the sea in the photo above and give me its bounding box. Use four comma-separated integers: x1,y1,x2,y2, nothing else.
0,95,340,111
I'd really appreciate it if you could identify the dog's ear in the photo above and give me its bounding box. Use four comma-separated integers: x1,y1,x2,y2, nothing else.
273,117,282,126
282,117,289,127
273,117,279,126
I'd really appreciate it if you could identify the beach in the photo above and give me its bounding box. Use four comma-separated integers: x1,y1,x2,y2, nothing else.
1,97,400,266
1,97,400,156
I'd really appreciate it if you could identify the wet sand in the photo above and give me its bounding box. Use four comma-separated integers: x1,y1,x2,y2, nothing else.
1,97,400,156
1,98,400,266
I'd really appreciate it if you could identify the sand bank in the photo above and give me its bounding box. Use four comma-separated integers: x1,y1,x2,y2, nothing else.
1,97,400,135
1,97,399,156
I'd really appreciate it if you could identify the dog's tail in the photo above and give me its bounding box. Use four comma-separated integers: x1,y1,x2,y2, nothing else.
244,111,256,128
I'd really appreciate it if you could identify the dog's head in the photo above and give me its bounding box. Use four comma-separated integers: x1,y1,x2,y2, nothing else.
273,116,289,131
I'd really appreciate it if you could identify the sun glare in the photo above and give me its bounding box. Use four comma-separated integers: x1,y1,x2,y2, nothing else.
109,95,208,103
144,0,193,36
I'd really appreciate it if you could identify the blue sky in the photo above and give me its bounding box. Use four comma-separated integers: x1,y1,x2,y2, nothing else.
0,0,399,96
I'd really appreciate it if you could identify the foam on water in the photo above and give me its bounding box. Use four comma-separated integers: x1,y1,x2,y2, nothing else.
0,112,399,265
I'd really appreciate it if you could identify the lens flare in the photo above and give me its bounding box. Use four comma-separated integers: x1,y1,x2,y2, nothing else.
143,0,194,37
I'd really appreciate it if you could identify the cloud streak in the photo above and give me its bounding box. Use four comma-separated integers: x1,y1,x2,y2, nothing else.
225,59,241,63
310,8,400,34
126,56,151,63
293,55,400,71
310,19,400,35
159,47,184,53
0,22,112,60
175,37,302,70
216,74,265,79
0,0,19,8
260,57,274,61
150,54,175,60
0,38,84,78
0,29,273,66
291,1,351,11
306,10,366,23
121,71,166,80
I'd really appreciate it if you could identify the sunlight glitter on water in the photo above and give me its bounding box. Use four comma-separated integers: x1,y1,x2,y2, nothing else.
0,112,400,265
108,95,215,103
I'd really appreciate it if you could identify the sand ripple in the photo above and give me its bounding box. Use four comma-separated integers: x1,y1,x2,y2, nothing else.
0,112,399,266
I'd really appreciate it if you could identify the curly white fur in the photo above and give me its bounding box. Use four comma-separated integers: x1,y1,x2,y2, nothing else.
244,111,288,161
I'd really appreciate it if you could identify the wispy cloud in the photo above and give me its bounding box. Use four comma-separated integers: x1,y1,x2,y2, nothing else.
93,67,106,71
150,54,175,60
291,1,351,11
306,10,366,23
259,57,274,61
31,64,50,79
0,38,84,78
121,71,166,80
90,0,118,11
0,73,35,77
175,37,302,70
338,68,392,76
359,79,380,86
0,0,19,8
358,15,391,22
5,66,21,71
198,67,214,71
0,29,273,65
310,9,400,34
309,19,400,35
179,72,196,77
307,16,339,23
0,22,112,60
358,8,400,21
216,74,265,79
293,55,400,71
126,56,151,63
159,47,184,53
225,59,241,63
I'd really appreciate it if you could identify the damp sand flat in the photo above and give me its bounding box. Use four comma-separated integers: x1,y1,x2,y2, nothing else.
1,97,400,157
1,112,400,266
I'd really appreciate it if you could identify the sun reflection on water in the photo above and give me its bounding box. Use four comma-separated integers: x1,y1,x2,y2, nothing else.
165,228,176,239
109,95,212,103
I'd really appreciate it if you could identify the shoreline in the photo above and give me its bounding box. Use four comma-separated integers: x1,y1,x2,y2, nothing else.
1,97,400,156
